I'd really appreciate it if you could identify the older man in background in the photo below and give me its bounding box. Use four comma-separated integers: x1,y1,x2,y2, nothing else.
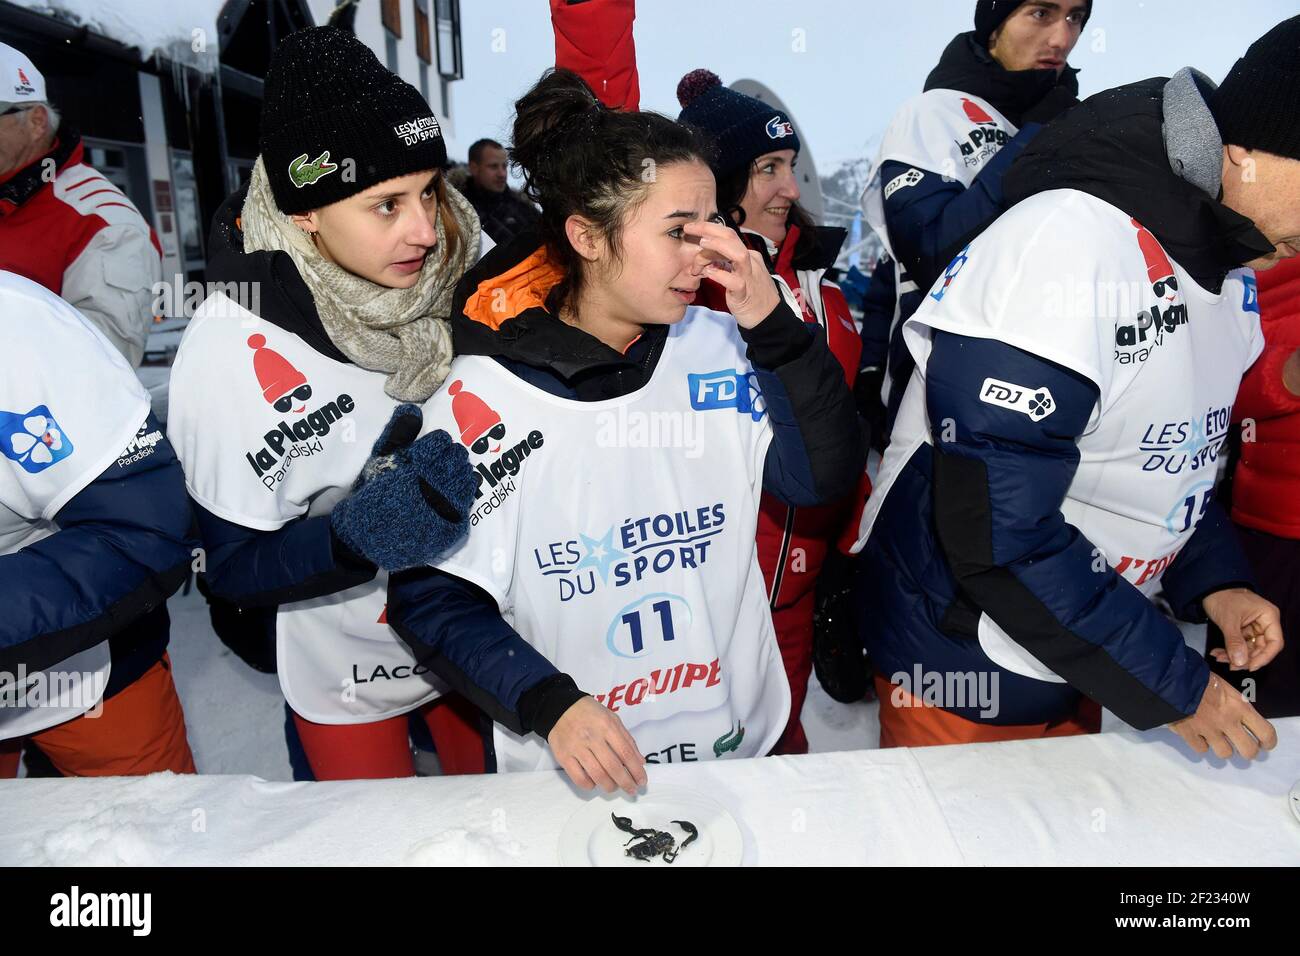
0,42,160,367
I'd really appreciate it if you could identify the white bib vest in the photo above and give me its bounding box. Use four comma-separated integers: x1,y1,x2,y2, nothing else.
424,307,790,771
167,293,448,724
856,190,1263,683
0,273,150,738
862,89,1020,403
863,89,1019,262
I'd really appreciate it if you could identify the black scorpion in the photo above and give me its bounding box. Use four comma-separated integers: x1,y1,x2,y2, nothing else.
611,812,699,863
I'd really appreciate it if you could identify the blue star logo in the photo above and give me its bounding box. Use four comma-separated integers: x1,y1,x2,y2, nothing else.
1175,415,1208,456
574,527,627,584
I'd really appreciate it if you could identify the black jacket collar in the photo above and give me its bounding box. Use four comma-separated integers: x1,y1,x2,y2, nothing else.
451,228,665,383
460,179,516,209
1002,77,1274,292
204,183,350,363
802,226,848,273
740,224,847,276
923,32,1078,127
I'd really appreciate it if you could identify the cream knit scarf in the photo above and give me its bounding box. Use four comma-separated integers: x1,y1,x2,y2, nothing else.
240,156,480,402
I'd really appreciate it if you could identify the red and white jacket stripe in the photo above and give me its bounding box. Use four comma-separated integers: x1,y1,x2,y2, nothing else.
0,138,161,366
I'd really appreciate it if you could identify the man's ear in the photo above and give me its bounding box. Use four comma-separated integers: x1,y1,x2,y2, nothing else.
1223,144,1259,189
565,214,602,263
29,105,51,140
290,211,319,234
987,25,1004,57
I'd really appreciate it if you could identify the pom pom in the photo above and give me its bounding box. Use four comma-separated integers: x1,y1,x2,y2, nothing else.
677,69,722,109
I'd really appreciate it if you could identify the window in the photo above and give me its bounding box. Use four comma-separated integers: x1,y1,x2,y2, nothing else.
434,0,462,80
414,0,431,64
382,0,402,38
168,150,204,270
385,32,398,73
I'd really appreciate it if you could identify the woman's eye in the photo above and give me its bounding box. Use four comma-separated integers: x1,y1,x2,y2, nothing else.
668,227,684,240
376,200,397,216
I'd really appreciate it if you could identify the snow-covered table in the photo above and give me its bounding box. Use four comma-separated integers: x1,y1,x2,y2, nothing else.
3,719,1298,865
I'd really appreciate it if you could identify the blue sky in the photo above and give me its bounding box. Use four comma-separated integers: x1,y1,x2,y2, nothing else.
449,0,1297,173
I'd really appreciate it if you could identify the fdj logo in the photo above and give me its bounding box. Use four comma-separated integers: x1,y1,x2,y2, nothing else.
688,370,766,422
1242,274,1259,314
979,377,1055,421
930,244,971,302
1,406,74,473
606,593,692,659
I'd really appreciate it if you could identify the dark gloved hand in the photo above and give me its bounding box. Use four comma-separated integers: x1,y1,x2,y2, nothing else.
812,548,874,704
854,366,888,455
331,404,478,572
1020,84,1079,125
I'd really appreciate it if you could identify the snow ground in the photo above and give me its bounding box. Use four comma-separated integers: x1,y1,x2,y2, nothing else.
167,585,290,779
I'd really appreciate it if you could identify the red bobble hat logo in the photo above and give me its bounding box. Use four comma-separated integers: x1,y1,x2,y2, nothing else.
1130,218,1178,300
248,333,313,413
448,380,505,455
18,68,29,86
961,97,994,124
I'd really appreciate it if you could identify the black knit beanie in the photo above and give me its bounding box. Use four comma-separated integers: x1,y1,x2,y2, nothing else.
974,0,1093,49
676,70,801,178
259,26,447,214
1211,15,1300,161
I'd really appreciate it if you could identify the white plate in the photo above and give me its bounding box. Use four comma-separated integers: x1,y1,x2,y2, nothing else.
558,785,744,867
1290,781,1300,827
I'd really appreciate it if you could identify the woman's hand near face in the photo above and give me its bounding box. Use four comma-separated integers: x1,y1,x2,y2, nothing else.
682,220,780,329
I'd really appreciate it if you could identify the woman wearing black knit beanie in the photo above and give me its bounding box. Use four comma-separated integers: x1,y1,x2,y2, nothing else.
677,68,874,753
167,26,491,781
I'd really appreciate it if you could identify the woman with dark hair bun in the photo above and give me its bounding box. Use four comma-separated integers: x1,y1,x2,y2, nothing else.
385,69,866,793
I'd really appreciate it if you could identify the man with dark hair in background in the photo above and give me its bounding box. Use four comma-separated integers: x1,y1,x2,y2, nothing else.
455,138,539,248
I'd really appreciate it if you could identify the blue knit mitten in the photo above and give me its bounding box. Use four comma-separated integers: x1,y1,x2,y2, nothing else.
331,405,477,571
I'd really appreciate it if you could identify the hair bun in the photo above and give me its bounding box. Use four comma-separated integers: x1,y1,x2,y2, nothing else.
676,69,722,109
511,68,606,194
